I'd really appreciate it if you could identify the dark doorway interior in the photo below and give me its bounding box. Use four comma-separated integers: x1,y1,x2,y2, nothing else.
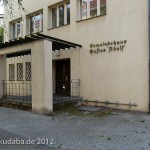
55,59,71,96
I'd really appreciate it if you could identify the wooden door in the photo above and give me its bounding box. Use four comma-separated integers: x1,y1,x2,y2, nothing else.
55,60,71,96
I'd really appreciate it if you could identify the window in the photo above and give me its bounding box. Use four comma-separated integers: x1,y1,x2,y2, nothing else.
79,0,106,20
52,8,57,28
90,0,97,17
9,64,15,81
100,0,106,15
17,63,23,81
81,0,88,19
66,2,70,24
59,5,65,26
26,62,31,81
12,21,21,39
50,1,70,28
30,13,43,33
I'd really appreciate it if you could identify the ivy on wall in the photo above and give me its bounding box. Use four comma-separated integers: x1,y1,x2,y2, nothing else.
0,0,27,34
0,27,4,43
0,0,27,17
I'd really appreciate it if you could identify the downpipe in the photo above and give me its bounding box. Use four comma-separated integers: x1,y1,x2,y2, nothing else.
148,0,150,114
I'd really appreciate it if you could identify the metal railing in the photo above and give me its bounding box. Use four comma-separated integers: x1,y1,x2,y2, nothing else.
53,79,81,104
2,79,81,105
2,80,32,104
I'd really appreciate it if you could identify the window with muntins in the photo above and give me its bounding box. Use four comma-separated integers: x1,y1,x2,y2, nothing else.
90,0,97,17
52,8,57,28
17,63,23,81
59,5,65,26
12,21,21,39
50,1,70,28
100,0,106,15
66,2,70,24
30,13,43,33
79,0,106,20
26,62,31,81
9,64,15,81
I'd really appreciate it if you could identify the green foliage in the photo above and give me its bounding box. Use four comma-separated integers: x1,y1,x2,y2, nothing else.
0,27,4,43
52,104,113,117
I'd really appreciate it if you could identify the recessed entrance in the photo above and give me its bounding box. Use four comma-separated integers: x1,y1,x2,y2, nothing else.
55,59,71,96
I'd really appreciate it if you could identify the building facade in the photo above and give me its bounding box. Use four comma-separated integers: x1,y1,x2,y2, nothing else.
0,14,4,27
0,0,149,113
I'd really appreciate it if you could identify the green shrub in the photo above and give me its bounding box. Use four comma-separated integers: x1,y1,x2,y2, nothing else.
0,27,4,43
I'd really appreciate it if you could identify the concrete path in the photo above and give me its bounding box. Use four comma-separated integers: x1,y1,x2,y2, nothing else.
0,107,150,150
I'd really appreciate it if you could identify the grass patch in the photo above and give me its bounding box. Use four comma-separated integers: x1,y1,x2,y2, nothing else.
53,104,86,116
91,110,113,117
51,104,113,117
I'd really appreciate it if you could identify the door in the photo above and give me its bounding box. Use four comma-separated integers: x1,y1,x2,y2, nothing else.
55,59,71,96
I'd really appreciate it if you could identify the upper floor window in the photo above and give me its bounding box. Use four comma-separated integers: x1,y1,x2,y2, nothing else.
79,0,106,20
50,1,70,29
66,2,70,24
52,8,57,28
100,0,106,15
30,13,43,34
10,20,22,39
59,5,65,26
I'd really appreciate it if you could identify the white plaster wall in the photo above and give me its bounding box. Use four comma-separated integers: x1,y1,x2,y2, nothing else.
0,55,6,98
3,0,150,112
31,40,53,114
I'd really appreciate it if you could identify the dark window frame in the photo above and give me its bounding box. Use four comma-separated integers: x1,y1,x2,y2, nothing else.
30,12,43,34
25,62,32,81
17,63,23,81
9,64,15,81
50,1,70,29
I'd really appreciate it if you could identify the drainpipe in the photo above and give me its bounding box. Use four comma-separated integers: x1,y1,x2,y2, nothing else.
148,0,150,114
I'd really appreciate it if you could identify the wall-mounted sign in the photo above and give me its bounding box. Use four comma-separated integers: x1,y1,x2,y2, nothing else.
89,40,127,54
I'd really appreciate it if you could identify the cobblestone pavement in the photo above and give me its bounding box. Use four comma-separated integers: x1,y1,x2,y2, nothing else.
0,128,55,150
0,107,150,150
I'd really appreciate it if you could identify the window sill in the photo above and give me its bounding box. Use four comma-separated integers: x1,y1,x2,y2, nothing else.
76,14,106,23
48,23,70,30
10,36,22,41
30,30,43,34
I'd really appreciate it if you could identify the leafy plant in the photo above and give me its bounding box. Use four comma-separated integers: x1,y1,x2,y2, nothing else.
0,0,27,34
0,27,4,43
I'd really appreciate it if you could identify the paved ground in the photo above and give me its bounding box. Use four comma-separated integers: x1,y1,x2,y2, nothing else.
0,107,150,150
0,128,53,150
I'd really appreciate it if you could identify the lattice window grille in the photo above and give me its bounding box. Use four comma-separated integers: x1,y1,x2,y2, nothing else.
9,64,15,81
17,63,23,81
26,62,31,81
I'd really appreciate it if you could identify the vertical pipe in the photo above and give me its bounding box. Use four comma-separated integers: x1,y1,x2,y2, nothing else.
148,0,150,113
19,83,20,102
2,80,4,98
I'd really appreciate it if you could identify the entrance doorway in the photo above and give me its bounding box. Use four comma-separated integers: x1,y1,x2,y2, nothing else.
55,59,71,96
